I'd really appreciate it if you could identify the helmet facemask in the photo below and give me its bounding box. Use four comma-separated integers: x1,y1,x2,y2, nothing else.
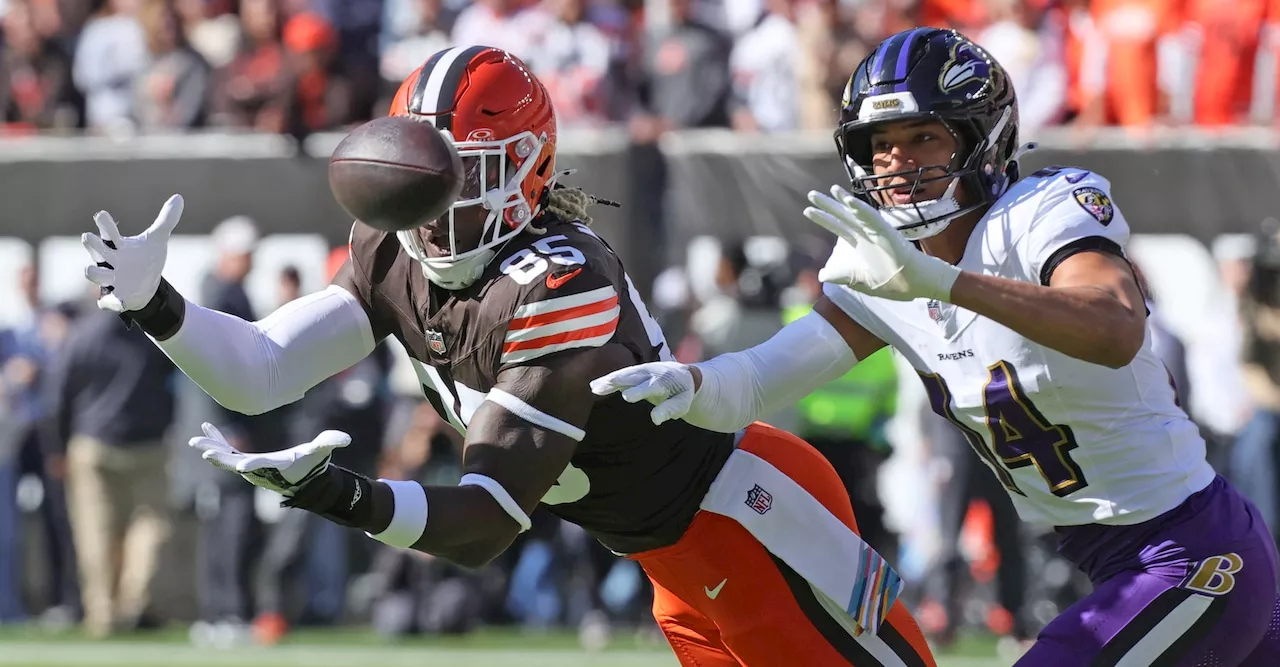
838,106,1012,241
397,130,546,289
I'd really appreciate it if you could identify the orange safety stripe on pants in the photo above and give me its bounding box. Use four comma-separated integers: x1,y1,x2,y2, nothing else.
632,423,936,667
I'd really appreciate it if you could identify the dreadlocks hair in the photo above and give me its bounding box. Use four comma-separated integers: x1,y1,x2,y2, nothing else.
527,183,620,234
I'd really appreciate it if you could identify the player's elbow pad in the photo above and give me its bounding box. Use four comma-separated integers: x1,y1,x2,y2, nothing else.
688,311,858,433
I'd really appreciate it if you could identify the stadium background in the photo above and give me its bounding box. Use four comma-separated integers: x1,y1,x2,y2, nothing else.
0,0,1273,665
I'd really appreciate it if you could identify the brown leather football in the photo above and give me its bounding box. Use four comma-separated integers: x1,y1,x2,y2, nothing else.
328,115,465,232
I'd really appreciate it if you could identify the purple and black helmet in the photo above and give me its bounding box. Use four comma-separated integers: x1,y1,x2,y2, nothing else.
836,28,1022,240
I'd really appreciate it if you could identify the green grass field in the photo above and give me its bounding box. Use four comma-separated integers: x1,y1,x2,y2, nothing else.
0,627,1009,667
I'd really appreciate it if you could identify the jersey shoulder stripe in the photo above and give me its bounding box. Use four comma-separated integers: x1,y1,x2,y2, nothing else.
501,285,620,365
511,285,618,321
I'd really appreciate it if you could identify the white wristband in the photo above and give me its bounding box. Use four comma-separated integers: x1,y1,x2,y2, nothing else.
366,479,428,548
459,473,532,533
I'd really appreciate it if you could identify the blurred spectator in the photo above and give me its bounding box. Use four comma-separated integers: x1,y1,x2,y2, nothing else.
193,215,274,635
276,264,302,304
1190,235,1256,451
44,307,176,637
1265,0,1280,124
794,0,867,131
688,240,784,359
1058,0,1097,123
976,0,1066,134
0,271,46,623
53,0,95,39
1234,230,1280,539
921,0,987,33
133,0,212,130
254,258,393,644
4,263,80,623
919,408,1030,646
728,0,799,133
450,0,549,57
309,0,385,122
1131,261,1191,406
0,0,83,130
368,402,482,638
0,263,46,624
630,0,732,141
379,0,455,91
0,403,19,624
1187,0,1265,127
211,0,289,131
281,12,356,135
524,0,621,129
715,0,765,36
1072,0,1182,128
174,0,241,68
72,0,147,132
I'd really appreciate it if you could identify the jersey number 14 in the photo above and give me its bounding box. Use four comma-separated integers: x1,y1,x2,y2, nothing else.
920,361,1088,497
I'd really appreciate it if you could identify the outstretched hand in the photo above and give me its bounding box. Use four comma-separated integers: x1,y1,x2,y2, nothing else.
81,194,185,312
803,185,959,302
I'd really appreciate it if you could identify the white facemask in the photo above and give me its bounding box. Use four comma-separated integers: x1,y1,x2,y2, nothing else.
397,130,546,290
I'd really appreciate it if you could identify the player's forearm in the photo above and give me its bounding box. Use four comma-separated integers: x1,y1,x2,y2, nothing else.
362,480,518,568
409,485,519,568
291,466,520,569
153,285,376,415
689,310,859,432
949,271,1144,368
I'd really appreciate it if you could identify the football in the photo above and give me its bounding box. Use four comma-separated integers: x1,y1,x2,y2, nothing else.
328,115,465,233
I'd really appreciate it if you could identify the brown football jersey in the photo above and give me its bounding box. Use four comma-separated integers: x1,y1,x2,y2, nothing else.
343,217,734,554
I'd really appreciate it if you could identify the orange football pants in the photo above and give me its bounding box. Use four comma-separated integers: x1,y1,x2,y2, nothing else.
631,423,936,667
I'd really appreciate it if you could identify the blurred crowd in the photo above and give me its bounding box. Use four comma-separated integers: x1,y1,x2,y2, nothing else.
2,0,1280,140
4,214,1277,655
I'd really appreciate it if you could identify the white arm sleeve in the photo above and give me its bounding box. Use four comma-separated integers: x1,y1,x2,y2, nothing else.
684,310,858,433
155,284,378,415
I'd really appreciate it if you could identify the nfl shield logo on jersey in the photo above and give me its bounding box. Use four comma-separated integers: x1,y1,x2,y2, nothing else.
927,299,943,323
427,330,447,355
745,484,773,515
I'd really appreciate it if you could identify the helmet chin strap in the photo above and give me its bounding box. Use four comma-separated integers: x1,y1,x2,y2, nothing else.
849,161,967,241
880,177,966,241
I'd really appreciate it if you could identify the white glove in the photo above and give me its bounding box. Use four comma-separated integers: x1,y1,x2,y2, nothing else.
188,422,351,496
804,185,960,302
590,362,697,426
81,194,184,313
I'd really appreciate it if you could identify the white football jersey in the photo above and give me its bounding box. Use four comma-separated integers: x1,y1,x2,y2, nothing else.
823,167,1215,527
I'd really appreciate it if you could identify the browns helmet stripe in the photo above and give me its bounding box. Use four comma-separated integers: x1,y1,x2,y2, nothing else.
408,45,490,130
408,48,449,117
434,45,489,133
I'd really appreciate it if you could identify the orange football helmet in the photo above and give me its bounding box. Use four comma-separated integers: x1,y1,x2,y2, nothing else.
388,46,558,289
